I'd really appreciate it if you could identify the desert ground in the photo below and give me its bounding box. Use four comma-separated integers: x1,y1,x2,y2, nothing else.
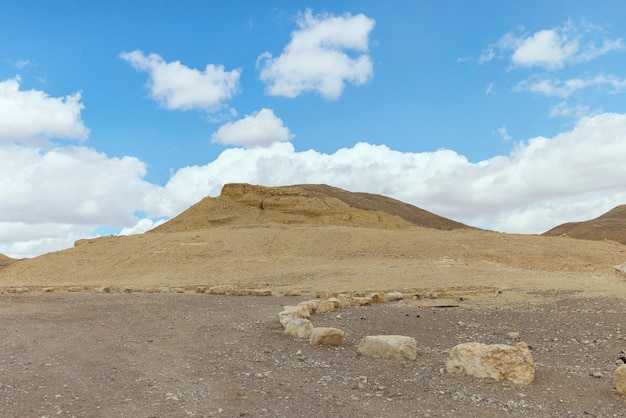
1,184,626,417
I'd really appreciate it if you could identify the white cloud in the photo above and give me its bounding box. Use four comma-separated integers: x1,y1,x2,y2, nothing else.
0,144,166,258
119,218,167,235
257,9,375,99
485,82,495,95
482,21,623,70
516,74,626,98
512,28,579,69
119,50,241,111
496,125,512,141
0,76,89,145
549,101,593,119
211,108,294,147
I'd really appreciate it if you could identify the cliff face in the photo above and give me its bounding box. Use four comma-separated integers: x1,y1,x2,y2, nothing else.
149,183,470,234
542,205,626,245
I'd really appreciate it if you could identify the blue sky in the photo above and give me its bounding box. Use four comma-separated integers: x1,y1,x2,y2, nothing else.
2,0,626,258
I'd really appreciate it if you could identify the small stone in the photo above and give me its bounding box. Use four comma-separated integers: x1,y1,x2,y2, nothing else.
507,332,520,341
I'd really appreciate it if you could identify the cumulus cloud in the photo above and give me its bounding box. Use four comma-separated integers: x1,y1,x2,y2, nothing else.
119,50,241,111
0,144,166,258
481,21,623,69
257,9,375,99
0,76,89,145
211,108,294,147
158,112,626,236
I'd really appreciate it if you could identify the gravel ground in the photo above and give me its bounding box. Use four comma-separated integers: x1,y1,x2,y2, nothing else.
1,292,626,417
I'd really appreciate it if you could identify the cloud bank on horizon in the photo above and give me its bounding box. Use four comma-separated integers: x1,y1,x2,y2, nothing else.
1,6,626,258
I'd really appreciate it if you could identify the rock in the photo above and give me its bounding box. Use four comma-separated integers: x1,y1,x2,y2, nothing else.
446,342,535,385
507,332,520,341
615,262,626,275
383,292,404,302
251,289,272,297
195,286,208,293
315,290,336,299
369,292,384,304
171,287,185,293
310,327,344,347
284,318,314,339
283,289,302,296
326,297,342,309
351,297,372,307
209,285,233,294
615,364,626,395
42,287,56,293
357,335,418,361
229,288,253,296
278,305,311,328
298,299,335,314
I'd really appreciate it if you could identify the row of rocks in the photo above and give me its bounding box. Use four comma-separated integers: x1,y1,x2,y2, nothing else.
278,292,536,385
0,285,274,296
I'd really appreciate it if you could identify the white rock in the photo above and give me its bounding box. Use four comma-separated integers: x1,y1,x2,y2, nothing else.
310,327,344,347
278,305,311,328
357,335,418,361
383,292,404,302
284,318,313,339
446,342,535,385
615,364,626,395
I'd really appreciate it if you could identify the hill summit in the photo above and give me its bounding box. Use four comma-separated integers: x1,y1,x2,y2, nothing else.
149,183,469,234
542,205,626,244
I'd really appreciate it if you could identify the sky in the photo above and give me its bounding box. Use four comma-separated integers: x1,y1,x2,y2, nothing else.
2,0,626,258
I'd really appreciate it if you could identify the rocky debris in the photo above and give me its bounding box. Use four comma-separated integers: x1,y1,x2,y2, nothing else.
310,327,344,347
284,318,314,339
615,364,626,395
446,342,535,385
384,291,404,302
357,335,418,361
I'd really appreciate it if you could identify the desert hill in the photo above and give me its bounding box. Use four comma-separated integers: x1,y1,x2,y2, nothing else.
0,253,16,269
0,183,624,298
542,204,626,244
149,183,469,234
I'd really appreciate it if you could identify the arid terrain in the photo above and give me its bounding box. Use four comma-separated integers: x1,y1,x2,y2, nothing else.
1,183,626,417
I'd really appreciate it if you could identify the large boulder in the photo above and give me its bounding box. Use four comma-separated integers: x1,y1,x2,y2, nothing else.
446,342,535,385
310,327,344,347
357,335,418,361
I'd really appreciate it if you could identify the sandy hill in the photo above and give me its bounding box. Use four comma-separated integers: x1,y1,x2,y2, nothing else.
0,253,16,269
543,205,626,244
0,183,624,297
149,183,469,233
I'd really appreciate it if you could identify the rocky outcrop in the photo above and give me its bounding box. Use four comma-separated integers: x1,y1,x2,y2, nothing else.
446,342,535,385
357,335,418,361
